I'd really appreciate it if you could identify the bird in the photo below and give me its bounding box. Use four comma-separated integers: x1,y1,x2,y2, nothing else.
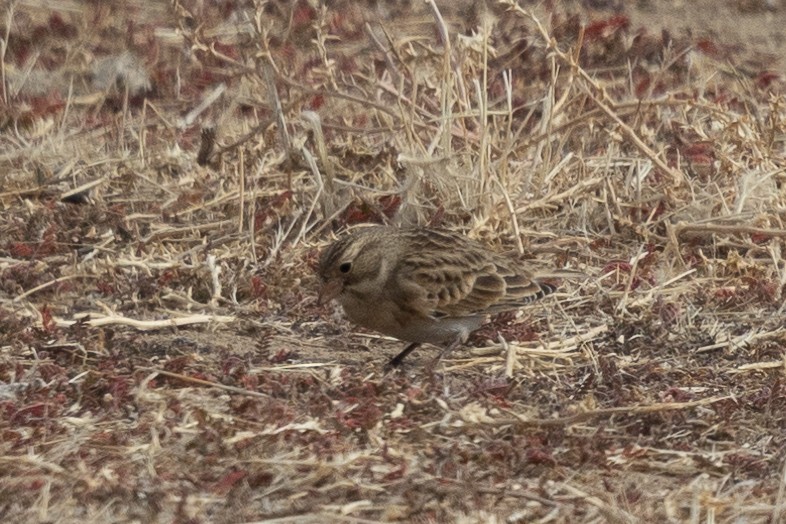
317,226,561,368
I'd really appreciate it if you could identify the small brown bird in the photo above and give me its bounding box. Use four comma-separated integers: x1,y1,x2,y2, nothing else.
317,226,560,368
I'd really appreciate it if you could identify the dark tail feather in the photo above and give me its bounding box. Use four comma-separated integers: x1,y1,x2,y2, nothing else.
535,281,557,300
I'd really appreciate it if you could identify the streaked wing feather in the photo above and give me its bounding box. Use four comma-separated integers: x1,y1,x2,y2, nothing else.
487,261,555,311
392,229,554,317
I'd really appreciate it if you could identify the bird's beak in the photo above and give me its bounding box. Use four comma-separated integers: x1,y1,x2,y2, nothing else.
317,278,343,306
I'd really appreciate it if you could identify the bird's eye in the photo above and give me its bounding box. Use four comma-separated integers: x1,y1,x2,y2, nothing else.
339,262,352,273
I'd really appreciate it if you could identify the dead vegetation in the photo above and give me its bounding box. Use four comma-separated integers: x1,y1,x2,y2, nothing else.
1,0,786,522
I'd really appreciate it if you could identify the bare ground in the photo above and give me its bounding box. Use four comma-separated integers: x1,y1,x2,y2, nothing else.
1,0,786,522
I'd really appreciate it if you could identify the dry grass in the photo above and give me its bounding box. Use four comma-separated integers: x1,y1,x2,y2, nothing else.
2,0,786,522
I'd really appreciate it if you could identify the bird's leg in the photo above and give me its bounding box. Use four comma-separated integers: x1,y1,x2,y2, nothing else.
386,342,421,369
430,336,463,368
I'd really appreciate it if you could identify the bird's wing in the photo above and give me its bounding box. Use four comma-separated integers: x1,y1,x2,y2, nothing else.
391,229,553,317
484,259,556,314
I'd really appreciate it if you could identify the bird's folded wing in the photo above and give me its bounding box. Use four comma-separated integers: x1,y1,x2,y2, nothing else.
394,263,505,317
486,262,556,313
392,228,558,318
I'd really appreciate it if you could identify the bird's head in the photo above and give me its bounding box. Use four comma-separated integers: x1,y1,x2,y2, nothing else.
317,228,389,305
